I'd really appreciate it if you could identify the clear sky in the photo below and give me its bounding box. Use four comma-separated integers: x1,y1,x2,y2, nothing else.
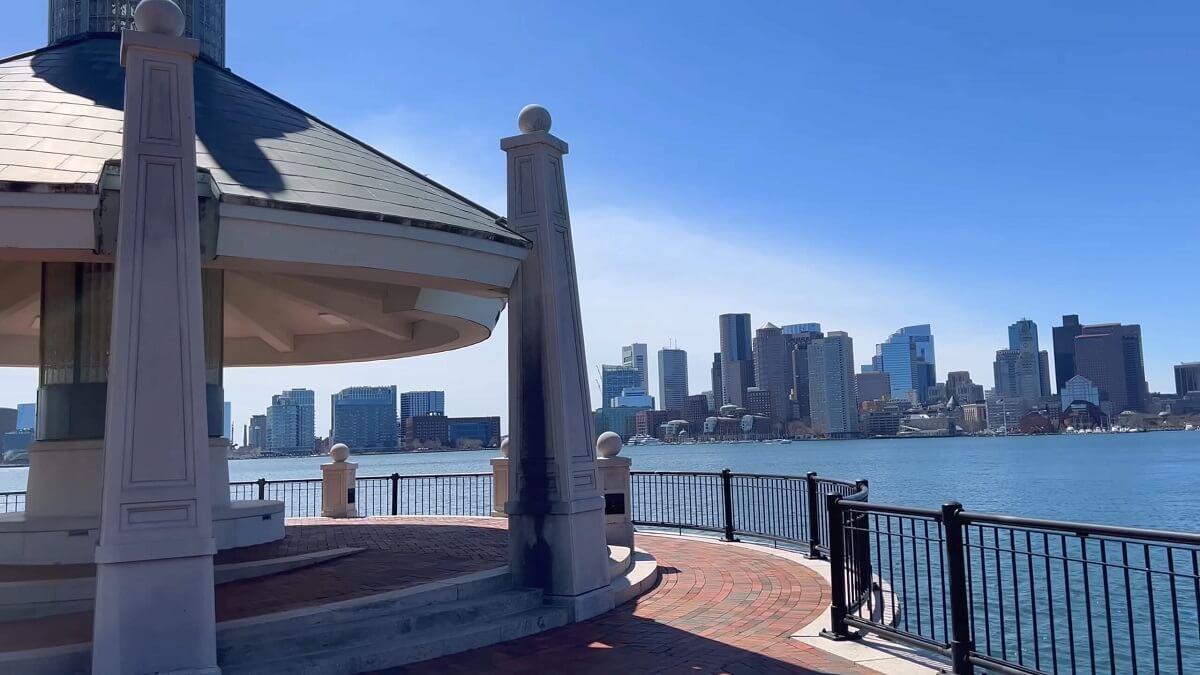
2,1,1197,435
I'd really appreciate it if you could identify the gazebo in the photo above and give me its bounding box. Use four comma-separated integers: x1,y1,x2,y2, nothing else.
0,1,612,672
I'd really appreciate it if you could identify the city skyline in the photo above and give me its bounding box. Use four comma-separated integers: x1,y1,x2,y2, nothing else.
0,2,1196,434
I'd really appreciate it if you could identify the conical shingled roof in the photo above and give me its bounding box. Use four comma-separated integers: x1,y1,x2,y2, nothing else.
0,36,526,247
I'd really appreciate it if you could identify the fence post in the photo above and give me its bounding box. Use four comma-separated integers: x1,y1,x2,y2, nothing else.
805,472,821,558
941,502,975,675
256,477,266,501
720,468,738,542
390,473,400,516
820,493,852,640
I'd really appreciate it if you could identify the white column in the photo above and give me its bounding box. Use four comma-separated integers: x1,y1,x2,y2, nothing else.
490,438,510,518
91,3,219,673
321,444,358,518
502,105,613,621
595,432,633,550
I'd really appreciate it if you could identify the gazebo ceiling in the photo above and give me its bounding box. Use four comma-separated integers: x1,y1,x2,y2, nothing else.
0,36,530,367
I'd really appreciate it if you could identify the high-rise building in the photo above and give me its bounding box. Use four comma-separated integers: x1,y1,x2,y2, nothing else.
611,387,654,409
874,325,935,403
0,408,15,435
855,371,891,404
332,385,398,451
752,323,791,421
1175,362,1200,397
266,388,315,455
621,343,649,390
682,394,710,435
657,348,689,412
400,391,445,423
1003,319,1051,400
744,387,774,419
15,402,35,431
222,401,232,440
945,371,984,404
808,331,858,438
247,414,267,450
710,353,722,410
1075,323,1150,413
785,326,824,421
601,366,642,409
1061,375,1100,407
719,313,754,406
1053,315,1084,394
781,323,822,335
446,417,501,448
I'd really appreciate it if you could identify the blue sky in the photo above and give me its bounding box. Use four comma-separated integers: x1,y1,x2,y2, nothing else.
2,1,1197,434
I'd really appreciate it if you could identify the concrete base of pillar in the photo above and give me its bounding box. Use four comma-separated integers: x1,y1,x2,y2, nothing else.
0,500,283,565
92,554,219,675
543,583,615,622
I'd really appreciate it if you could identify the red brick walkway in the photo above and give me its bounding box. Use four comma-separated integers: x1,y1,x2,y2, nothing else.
389,533,874,675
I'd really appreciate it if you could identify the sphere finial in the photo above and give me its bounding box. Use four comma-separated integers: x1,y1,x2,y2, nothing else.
596,431,623,458
135,0,186,36
329,443,350,463
499,436,510,458
517,104,552,134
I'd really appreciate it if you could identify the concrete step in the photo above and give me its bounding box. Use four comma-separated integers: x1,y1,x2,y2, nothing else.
216,567,511,645
222,604,571,675
607,544,632,579
217,588,544,666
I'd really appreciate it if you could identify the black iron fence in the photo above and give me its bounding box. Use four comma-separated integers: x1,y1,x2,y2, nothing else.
0,491,24,513
227,473,493,518
825,496,1200,675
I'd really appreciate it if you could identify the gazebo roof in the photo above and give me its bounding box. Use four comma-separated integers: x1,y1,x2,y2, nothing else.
0,36,525,247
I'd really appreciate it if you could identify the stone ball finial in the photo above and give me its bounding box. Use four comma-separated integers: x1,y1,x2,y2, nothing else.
596,431,623,458
329,443,350,463
518,104,552,134
135,0,186,36
499,436,510,458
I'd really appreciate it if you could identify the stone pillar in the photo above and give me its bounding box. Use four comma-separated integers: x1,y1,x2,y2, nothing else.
91,3,219,673
321,444,359,518
490,437,509,518
595,432,633,549
502,105,613,621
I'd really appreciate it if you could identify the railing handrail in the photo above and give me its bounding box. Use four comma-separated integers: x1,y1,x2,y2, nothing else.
959,509,1200,545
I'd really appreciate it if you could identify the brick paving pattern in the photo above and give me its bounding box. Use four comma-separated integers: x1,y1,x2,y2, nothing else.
388,533,874,675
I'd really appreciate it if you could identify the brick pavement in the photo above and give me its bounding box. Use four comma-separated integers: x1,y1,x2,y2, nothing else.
388,533,875,675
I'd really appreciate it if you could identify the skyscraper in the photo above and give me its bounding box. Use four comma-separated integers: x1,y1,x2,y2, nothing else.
247,414,267,450
621,343,649,390
752,323,791,422
719,313,754,406
657,348,689,412
808,331,858,438
1074,323,1150,412
1177,363,1200,397
601,365,642,410
332,385,398,451
1053,315,1083,394
15,403,35,431
266,388,315,455
785,326,824,421
710,353,722,409
875,325,935,403
945,371,984,404
222,401,232,440
400,391,445,422
855,371,891,404
1005,318,1051,399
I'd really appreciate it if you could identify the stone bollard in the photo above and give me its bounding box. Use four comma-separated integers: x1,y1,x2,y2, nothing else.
321,443,358,518
596,432,633,549
490,437,510,517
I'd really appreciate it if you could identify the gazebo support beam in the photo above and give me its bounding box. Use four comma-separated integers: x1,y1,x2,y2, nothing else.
502,106,613,621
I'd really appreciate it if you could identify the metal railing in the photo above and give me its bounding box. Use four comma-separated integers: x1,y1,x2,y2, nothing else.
629,469,864,553
0,491,24,513
825,496,1200,675
227,473,493,518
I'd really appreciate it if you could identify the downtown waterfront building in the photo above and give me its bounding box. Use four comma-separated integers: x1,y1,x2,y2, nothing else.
332,385,398,451
719,313,755,407
622,343,649,391
785,326,824,421
1053,315,1084,394
808,331,858,438
873,325,936,404
1074,323,1150,413
601,365,643,409
752,323,792,422
1176,363,1200,397
657,348,689,412
266,388,316,455
400,390,446,423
